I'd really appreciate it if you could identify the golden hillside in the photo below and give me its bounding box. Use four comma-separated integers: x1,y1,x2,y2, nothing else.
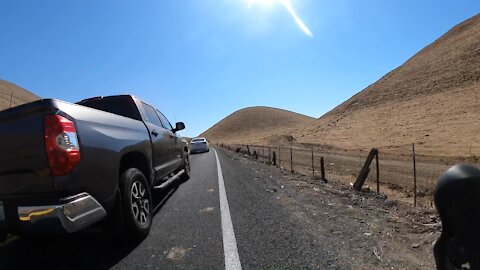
201,106,316,145
296,14,480,157
0,79,40,111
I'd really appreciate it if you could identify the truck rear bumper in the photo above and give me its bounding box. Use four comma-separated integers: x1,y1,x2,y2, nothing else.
17,193,106,234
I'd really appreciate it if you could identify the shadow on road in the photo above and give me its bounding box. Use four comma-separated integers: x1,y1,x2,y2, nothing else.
0,183,181,270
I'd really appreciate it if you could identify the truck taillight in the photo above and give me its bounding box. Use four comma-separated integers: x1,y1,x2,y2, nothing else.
44,115,81,176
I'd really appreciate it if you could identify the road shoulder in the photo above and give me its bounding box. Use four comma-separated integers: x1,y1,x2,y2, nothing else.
216,147,437,270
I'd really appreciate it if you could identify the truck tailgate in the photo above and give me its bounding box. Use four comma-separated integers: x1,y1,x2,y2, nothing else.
0,101,55,195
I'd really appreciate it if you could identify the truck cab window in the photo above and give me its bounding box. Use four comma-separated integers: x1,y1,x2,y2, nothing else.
142,103,163,127
157,110,174,131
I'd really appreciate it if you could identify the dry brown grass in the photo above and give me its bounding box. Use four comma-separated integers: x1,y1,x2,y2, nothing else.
200,106,316,144
0,79,40,111
297,14,480,157
204,14,480,159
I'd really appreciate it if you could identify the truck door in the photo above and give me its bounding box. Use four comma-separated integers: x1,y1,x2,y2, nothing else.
157,110,182,170
140,103,175,180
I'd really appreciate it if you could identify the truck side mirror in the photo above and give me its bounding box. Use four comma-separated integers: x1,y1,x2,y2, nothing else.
173,122,185,132
434,164,480,269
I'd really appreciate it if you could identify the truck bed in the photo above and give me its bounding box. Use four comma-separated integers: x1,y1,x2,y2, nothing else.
0,99,152,208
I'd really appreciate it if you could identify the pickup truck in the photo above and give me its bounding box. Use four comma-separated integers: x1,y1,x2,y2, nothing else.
0,95,190,240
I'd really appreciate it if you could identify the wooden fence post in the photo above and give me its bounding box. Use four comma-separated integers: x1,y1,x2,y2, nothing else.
353,148,378,191
290,147,293,173
413,143,417,207
269,147,271,163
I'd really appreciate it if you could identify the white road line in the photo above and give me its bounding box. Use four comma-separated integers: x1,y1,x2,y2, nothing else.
213,148,242,270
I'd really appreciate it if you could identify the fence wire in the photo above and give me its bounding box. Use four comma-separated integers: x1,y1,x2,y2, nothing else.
218,143,475,208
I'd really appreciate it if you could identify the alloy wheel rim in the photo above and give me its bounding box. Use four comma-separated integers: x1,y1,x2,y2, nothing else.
130,180,150,225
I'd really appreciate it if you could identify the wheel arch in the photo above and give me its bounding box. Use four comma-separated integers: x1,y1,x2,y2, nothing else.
119,151,152,186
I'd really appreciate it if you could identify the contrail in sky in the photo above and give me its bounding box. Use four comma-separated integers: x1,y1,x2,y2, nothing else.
248,0,313,37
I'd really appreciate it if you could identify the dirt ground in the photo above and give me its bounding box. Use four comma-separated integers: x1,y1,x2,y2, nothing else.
224,148,440,270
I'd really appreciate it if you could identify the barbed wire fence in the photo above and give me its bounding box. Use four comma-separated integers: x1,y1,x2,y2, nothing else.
217,142,470,208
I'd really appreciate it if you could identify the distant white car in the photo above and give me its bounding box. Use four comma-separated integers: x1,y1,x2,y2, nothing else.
190,137,209,154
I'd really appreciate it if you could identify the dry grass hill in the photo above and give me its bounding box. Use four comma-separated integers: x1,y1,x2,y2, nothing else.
203,13,480,158
0,80,40,111
200,106,316,145
296,13,480,157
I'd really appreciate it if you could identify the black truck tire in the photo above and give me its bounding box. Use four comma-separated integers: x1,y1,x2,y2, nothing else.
180,153,191,182
119,168,152,240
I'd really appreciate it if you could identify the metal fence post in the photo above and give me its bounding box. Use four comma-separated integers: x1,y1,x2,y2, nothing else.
278,147,281,168
376,151,380,194
311,148,314,176
413,143,417,207
290,147,293,173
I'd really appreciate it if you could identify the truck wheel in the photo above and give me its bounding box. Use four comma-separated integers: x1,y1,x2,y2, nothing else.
120,168,152,240
180,153,191,182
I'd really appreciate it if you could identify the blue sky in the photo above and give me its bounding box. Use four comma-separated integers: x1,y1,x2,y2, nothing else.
0,1,478,137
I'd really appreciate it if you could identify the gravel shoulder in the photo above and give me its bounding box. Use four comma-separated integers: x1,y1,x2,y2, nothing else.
220,148,439,270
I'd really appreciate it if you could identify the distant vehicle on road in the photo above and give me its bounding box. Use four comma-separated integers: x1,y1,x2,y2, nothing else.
0,95,190,240
190,138,210,154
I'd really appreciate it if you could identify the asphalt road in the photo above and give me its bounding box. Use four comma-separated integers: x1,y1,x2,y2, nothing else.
0,148,336,270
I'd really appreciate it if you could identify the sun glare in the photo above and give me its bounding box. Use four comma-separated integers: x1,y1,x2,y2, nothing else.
248,0,276,8
247,0,313,37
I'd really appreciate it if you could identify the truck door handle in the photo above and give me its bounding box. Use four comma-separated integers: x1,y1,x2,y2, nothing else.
151,130,159,136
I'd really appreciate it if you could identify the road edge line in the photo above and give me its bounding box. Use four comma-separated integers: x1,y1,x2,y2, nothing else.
213,148,242,270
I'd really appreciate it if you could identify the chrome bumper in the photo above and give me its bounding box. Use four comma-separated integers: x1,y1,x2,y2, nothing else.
17,193,107,233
